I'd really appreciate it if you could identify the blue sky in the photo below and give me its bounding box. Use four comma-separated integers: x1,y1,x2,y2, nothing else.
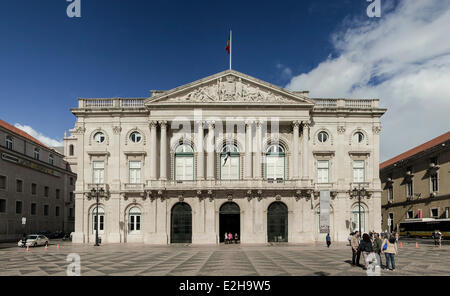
1,0,449,161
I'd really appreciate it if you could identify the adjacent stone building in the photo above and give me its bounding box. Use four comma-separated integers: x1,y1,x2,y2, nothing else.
66,70,386,245
380,132,450,233
0,119,76,242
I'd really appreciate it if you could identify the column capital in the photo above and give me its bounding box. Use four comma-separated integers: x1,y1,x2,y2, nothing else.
206,120,215,129
245,119,255,126
158,120,168,128
301,120,311,128
292,120,301,128
149,120,158,128
196,120,205,127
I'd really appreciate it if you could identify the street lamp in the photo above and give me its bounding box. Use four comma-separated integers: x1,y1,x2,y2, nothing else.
352,184,367,234
90,186,105,246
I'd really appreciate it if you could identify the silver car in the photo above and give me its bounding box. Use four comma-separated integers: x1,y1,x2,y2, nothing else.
18,235,49,247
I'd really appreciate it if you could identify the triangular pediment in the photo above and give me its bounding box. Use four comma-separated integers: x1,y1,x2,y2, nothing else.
146,70,315,106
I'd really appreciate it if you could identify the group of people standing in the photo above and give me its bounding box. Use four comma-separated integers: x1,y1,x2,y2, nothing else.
349,230,399,271
224,232,239,244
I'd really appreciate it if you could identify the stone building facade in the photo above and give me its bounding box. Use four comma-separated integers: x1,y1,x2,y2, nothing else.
380,132,450,233
66,70,386,244
0,119,76,242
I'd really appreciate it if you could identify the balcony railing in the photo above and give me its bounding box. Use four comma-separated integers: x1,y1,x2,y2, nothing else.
79,98,146,109
314,99,378,109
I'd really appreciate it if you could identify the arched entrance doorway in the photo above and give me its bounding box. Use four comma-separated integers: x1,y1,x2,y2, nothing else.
171,202,192,243
219,202,240,243
267,202,288,242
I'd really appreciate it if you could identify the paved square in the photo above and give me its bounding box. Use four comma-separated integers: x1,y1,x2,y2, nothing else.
0,240,449,276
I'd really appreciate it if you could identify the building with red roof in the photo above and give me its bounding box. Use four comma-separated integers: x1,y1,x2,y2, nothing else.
380,131,450,236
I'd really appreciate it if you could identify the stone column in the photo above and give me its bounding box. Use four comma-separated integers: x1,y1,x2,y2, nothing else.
196,121,205,180
206,121,215,180
150,121,158,180
245,120,253,179
292,121,300,179
159,121,167,180
301,121,310,180
255,120,263,179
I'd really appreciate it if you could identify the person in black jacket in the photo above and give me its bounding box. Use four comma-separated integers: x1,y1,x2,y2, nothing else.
358,233,374,270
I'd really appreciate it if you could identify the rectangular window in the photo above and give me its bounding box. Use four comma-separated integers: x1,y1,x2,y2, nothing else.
44,205,49,216
44,186,49,197
56,189,60,199
445,207,449,219
93,161,105,184
407,210,414,219
70,177,73,186
221,156,239,180
430,173,438,192
31,183,37,195
388,186,394,201
70,192,74,202
31,203,36,215
0,199,6,212
129,161,142,184
175,157,194,181
16,180,23,193
431,208,438,218
406,180,413,197
16,201,22,214
55,206,60,217
0,176,6,190
69,208,74,218
353,160,365,183
317,160,329,183
266,156,284,180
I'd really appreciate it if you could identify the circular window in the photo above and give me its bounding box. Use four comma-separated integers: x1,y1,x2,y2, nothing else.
354,132,365,143
317,131,329,143
129,132,142,143
93,132,105,143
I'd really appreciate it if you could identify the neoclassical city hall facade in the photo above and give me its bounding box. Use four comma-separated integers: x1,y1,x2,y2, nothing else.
65,70,386,244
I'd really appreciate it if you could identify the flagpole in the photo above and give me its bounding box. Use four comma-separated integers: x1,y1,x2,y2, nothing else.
229,29,232,70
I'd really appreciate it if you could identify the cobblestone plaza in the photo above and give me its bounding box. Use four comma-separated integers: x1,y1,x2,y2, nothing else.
0,241,448,276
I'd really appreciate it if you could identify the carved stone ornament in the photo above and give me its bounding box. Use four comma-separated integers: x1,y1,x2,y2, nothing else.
337,126,346,134
331,191,338,199
178,195,184,202
372,125,382,135
72,126,86,135
227,194,233,201
163,78,300,104
112,126,122,135
275,195,282,201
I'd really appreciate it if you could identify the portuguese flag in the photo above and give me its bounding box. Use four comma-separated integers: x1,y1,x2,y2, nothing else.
225,33,231,54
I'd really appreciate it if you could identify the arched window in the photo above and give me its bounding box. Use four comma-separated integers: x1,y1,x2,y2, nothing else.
353,132,365,143
129,132,142,143
6,135,13,150
266,144,285,180
34,148,40,160
128,207,141,233
92,206,105,234
352,205,365,233
318,131,329,143
220,144,240,180
175,144,194,181
69,144,74,156
93,132,105,143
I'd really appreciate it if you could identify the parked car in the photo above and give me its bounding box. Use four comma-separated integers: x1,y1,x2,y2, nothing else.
18,234,49,247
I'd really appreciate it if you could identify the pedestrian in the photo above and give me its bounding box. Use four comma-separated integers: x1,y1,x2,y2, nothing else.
394,232,399,243
348,232,354,246
358,233,374,270
228,232,233,244
21,233,27,248
224,232,228,244
372,233,383,267
382,234,398,271
326,233,331,248
234,233,239,244
435,230,442,247
350,231,360,266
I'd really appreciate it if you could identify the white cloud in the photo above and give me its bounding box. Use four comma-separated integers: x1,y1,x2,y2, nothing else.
14,124,63,147
286,0,450,162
